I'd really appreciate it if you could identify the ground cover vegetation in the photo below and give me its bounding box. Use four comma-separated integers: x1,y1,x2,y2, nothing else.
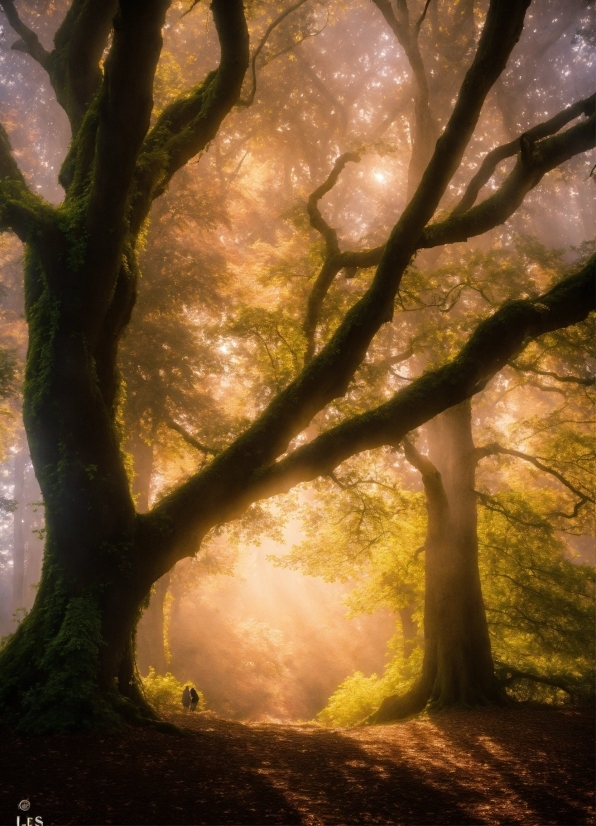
0,0,593,732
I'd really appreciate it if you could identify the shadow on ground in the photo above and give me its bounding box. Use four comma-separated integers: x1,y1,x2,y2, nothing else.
0,706,593,825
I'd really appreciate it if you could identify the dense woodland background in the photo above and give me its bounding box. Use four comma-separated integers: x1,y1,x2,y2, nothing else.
0,0,593,726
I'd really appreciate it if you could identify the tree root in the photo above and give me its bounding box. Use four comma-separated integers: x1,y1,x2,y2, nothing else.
109,693,189,736
364,679,431,725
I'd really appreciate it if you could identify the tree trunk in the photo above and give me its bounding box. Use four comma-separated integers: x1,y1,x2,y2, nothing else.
0,243,164,732
370,400,506,723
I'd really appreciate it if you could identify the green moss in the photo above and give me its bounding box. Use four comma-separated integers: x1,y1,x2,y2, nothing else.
23,251,61,420
59,94,101,196
99,540,133,577
56,193,91,272
0,561,119,732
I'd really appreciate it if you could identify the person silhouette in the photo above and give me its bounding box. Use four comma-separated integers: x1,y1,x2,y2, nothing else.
182,685,191,711
189,687,199,711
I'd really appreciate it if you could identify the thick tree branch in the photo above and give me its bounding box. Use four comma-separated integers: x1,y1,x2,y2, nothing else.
143,0,532,569
237,0,310,108
0,0,50,69
150,86,593,564
145,229,593,579
420,113,596,250
0,122,53,241
77,0,170,348
1,0,118,136
243,256,595,509
50,0,119,134
316,97,596,278
402,436,438,478
129,0,249,235
452,93,596,215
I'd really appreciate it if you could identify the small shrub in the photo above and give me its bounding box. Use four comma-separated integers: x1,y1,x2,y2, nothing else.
141,668,206,712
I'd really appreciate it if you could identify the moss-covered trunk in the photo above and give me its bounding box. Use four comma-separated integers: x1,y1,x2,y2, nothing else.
371,401,505,723
0,236,158,731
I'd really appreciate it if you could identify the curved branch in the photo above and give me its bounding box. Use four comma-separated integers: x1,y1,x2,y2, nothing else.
452,93,596,215
509,361,595,387
78,0,169,348
475,443,594,504
420,113,596,250
476,492,549,529
550,499,590,520
145,250,593,577
237,0,310,108
370,343,414,371
0,0,50,69
244,256,595,507
414,0,434,34
302,152,361,363
497,666,573,696
165,417,220,456
307,151,361,253
0,121,53,240
144,0,533,568
129,0,249,235
50,0,119,133
313,97,596,280
402,436,438,478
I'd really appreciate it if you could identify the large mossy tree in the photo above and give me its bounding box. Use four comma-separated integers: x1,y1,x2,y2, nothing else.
0,0,593,731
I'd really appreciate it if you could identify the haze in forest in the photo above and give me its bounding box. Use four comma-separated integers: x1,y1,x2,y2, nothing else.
0,0,593,729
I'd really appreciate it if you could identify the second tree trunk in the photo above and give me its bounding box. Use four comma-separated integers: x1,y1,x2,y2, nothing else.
371,400,505,723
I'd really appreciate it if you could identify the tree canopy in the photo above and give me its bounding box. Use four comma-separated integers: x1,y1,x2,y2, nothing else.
0,0,593,731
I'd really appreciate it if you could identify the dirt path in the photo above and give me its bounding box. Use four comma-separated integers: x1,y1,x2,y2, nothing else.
1,707,593,825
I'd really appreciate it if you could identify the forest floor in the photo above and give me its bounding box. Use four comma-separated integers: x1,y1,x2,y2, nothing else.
1,705,593,826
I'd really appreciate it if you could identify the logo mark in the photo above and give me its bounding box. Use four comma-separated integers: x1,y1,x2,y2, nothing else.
18,802,30,812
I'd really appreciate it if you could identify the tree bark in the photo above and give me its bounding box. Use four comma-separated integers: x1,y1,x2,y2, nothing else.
0,0,591,733
0,0,249,733
370,401,506,723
